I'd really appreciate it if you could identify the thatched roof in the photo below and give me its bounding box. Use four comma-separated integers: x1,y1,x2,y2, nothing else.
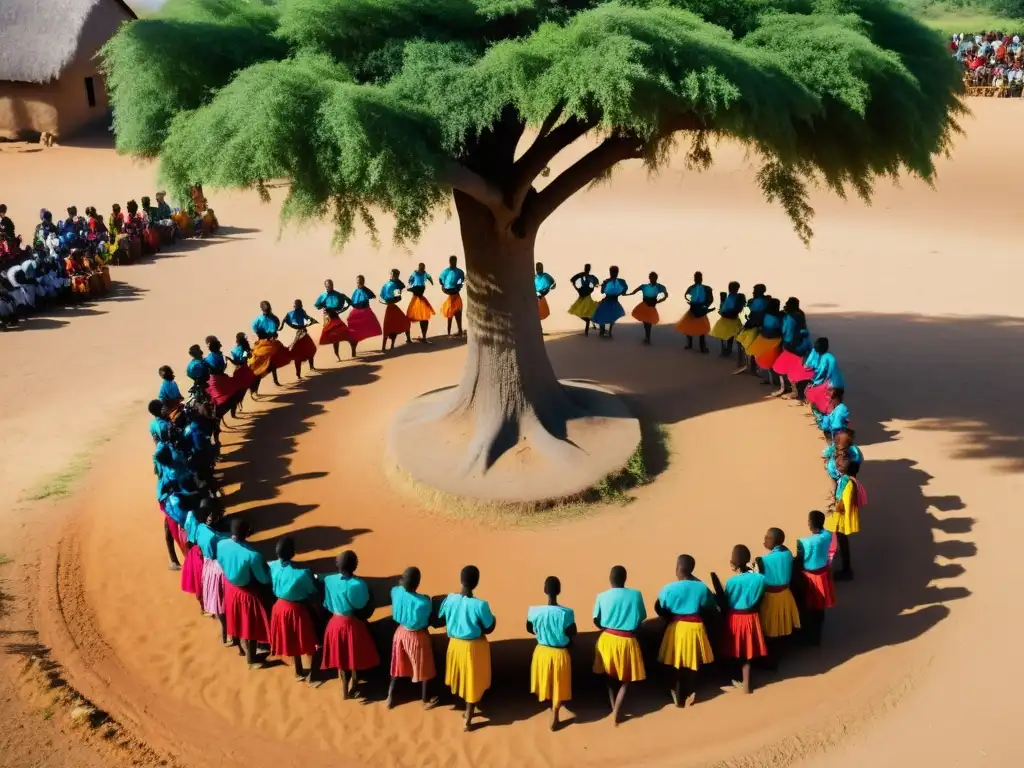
0,0,137,84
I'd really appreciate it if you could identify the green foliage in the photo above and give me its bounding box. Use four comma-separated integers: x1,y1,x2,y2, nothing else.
103,0,964,245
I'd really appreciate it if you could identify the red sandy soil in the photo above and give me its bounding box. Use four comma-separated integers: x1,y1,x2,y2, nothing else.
0,100,1022,767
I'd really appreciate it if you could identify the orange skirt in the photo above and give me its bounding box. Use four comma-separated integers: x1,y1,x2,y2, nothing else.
631,302,659,325
675,311,710,336
722,609,767,660
755,344,782,369
406,295,435,322
441,294,463,319
383,303,411,336
802,566,836,610
319,317,350,345
538,296,550,320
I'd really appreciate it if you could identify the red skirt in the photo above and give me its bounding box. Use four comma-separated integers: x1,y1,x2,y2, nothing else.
224,581,271,642
232,364,256,391
347,307,382,342
382,303,411,337
289,332,317,363
722,609,768,660
269,341,292,371
180,544,203,596
143,227,161,253
319,317,350,345
269,599,318,657
806,382,834,413
772,350,805,377
755,345,783,369
788,363,816,384
207,373,244,406
320,614,380,672
802,566,836,610
162,508,187,555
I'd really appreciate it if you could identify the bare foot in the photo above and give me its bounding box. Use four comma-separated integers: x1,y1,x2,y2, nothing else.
684,692,697,708
386,695,395,710
423,696,440,710
167,562,181,571
670,689,680,707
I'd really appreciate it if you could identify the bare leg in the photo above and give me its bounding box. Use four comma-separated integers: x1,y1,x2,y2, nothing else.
307,648,322,687
679,667,697,707
422,680,438,707
164,519,181,568
217,614,229,645
271,369,280,386
293,360,302,379
584,318,591,336
464,702,476,732
340,669,350,700
293,655,306,681
550,702,562,731
612,682,629,724
419,320,429,341
245,639,261,669
387,676,398,709
382,335,389,352
741,662,752,694
332,341,341,361
404,330,412,344
642,322,652,344
699,335,708,353
455,311,463,335
308,357,316,371
835,533,853,579
349,341,357,357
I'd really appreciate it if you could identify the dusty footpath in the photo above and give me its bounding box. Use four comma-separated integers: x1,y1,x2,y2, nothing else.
0,100,1022,766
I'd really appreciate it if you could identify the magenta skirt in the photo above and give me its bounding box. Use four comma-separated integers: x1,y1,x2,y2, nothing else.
180,545,203,596
206,373,244,406
806,382,835,413
347,307,383,342
202,558,226,615
788,363,816,384
772,350,806,378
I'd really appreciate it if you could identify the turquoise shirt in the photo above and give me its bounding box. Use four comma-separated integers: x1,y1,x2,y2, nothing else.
439,267,465,292
407,270,432,288
270,560,318,602
161,492,188,525
204,351,226,375
195,523,224,560
314,290,345,312
439,593,495,640
747,295,769,317
720,292,746,317
813,352,844,388
724,571,766,611
216,538,271,588
186,358,209,383
593,587,646,632
527,604,575,648
229,344,249,365
602,278,628,298
251,313,280,336
534,273,555,294
322,574,370,616
824,443,863,480
640,283,666,301
760,547,794,588
158,379,181,402
803,348,820,371
686,283,712,308
183,510,200,544
391,586,432,631
350,287,374,308
825,402,850,433
380,280,403,303
656,579,715,616
283,308,311,328
799,530,833,571
149,416,171,444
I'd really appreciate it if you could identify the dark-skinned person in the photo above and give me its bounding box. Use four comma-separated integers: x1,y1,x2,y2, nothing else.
592,266,628,338
438,255,466,337
195,498,229,646
436,564,496,732
627,271,669,345
269,537,320,682
527,575,577,731
654,554,717,708
387,566,438,709
675,271,713,353
216,517,272,669
710,545,767,694
380,269,412,351
710,281,747,359
593,564,646,725
320,550,379,699
754,529,801,665
534,262,556,323
282,299,319,378
567,263,599,336
826,459,863,581
795,511,836,645
406,262,435,341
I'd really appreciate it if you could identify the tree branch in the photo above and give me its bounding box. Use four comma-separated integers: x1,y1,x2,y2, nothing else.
536,101,565,140
507,116,595,214
442,162,510,219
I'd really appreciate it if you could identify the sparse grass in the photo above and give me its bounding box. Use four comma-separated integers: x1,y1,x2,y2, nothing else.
22,432,117,503
0,554,11,565
898,0,1024,34
41,707,53,721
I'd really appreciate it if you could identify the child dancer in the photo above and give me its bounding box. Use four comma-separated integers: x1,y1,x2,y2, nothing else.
654,555,716,707
675,271,713,353
628,272,668,345
795,511,835,645
527,576,577,730
534,263,556,322
592,565,646,724
387,566,438,709
568,264,599,336
711,545,767,694
710,281,746,359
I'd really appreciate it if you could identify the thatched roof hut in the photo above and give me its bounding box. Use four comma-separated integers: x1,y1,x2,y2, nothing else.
0,0,137,140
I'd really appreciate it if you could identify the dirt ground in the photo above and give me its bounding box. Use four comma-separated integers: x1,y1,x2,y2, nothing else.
0,99,1021,767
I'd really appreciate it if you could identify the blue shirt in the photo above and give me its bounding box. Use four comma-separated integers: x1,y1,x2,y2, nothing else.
439,267,465,292
204,351,226,375
314,290,345,312
161,492,188,525
799,530,833,571
527,604,575,648
640,283,666,300
350,287,374,308
656,579,715,617
391,586,432,631
724,571,766,611
439,593,495,640
534,273,555,294
158,379,181,402
720,292,746,317
747,295,769,321
195,523,224,560
803,348,820,371
407,270,432,289
229,345,249,365
593,587,646,633
825,402,850,433
602,278,628,298
381,280,404,303
824,443,863,479
270,560,318,602
813,352,844,388
186,358,209,383
216,539,271,588
322,574,370,616
759,547,794,588
686,284,712,308
761,313,782,337
149,416,171,444
283,308,311,328
251,313,280,336
183,511,201,544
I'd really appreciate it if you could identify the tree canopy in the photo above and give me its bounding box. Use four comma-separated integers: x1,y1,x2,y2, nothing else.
103,0,964,245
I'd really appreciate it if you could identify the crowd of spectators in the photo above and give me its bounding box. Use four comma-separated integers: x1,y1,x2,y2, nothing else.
952,32,1024,95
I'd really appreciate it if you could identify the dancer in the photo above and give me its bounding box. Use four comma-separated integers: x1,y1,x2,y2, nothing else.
593,564,646,724
205,335,249,419
675,271,714,353
534,263,556,322
321,550,379,699
733,284,769,374
819,387,850,440
380,269,412,351
283,299,319,378
226,331,257,403
185,344,211,401
795,511,835,645
754,529,800,660
180,504,205,611
148,400,172,445
439,255,466,336
347,275,382,354
387,566,438,709
824,428,863,495
568,264,600,336
826,460,862,581
249,301,288,389
654,554,716,708
710,281,747,359
217,518,272,668
157,365,183,413
406,262,435,342
527,576,577,730
771,298,811,396
592,266,628,339
805,338,846,415
710,545,767,694
314,279,353,361
228,332,252,369
436,564,496,731
195,498,228,645
748,297,784,380
628,272,668,345
269,537,320,681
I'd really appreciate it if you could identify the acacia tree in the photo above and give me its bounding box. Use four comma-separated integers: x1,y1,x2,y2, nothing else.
104,0,962,482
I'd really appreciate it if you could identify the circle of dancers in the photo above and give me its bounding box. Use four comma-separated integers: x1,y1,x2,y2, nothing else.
149,259,865,731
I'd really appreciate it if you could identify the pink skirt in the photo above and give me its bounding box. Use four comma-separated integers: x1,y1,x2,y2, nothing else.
806,382,834,413
390,626,436,682
788,363,816,384
224,581,271,643
202,558,225,615
347,306,382,342
772,350,805,377
321,614,380,672
180,545,203,596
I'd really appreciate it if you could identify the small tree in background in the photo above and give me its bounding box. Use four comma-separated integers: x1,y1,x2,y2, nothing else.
104,0,963,489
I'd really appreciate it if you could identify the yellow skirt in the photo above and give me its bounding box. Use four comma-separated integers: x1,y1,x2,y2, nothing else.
248,338,278,378
746,334,780,358
593,632,646,682
538,296,551,320
657,619,714,671
441,294,463,319
445,637,491,704
735,327,760,351
568,294,598,319
675,311,711,336
406,294,435,321
530,645,572,705
825,505,860,536
759,588,801,638
710,316,743,341
631,302,659,325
